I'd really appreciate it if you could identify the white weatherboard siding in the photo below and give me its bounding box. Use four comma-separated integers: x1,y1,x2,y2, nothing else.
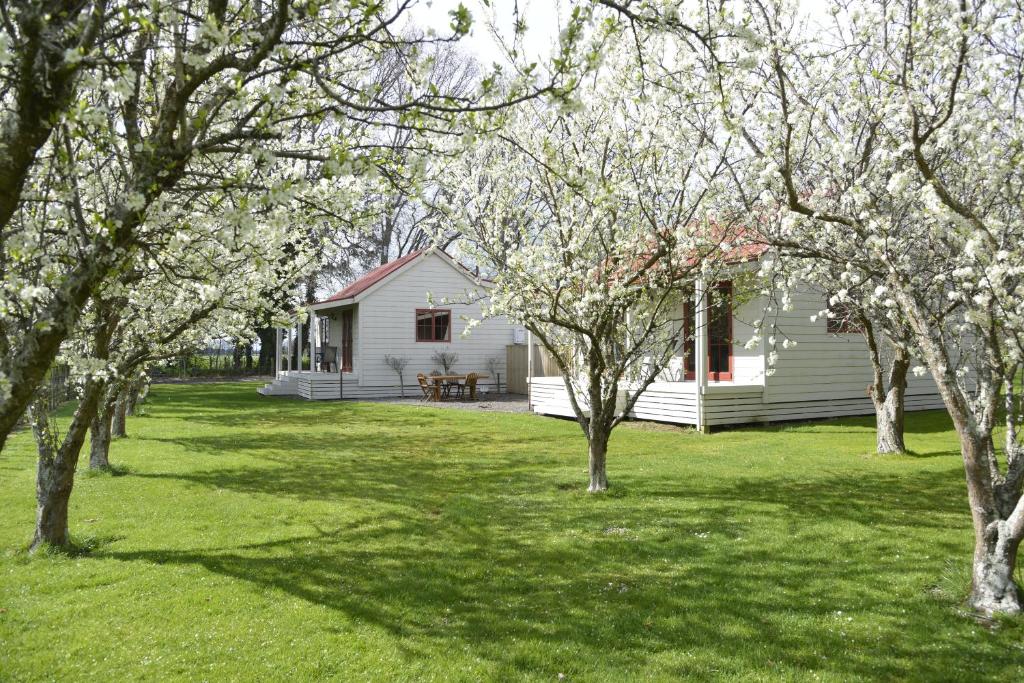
354,254,512,389
529,285,945,427
259,252,517,400
762,285,939,404
731,294,767,385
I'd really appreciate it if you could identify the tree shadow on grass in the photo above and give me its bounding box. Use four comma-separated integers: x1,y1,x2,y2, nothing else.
719,409,956,437
93,384,1016,678
102,429,1008,678
95,463,1008,680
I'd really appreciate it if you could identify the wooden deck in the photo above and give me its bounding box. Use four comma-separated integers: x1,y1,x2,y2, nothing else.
528,376,946,427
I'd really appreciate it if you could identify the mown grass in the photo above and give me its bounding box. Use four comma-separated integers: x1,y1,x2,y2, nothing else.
0,383,1021,681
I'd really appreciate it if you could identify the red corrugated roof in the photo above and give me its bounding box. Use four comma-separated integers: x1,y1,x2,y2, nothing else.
317,250,425,304
723,241,769,264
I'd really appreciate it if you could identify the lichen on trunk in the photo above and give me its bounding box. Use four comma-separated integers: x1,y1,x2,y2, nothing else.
872,356,909,454
89,392,116,470
934,370,1024,617
111,391,128,439
970,521,1022,614
861,318,910,454
588,430,609,493
29,379,104,552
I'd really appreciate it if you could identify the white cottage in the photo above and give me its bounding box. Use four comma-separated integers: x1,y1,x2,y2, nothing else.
258,250,516,399
528,272,946,430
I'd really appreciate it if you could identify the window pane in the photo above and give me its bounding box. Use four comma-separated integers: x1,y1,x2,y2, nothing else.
710,344,729,374
826,293,861,333
433,312,450,341
416,311,433,341
708,287,731,342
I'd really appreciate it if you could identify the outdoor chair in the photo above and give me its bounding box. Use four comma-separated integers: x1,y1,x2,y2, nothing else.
417,373,433,401
463,372,479,400
320,345,338,373
428,370,450,400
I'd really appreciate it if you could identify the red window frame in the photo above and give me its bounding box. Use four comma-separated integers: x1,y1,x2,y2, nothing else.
415,308,452,343
683,281,734,381
825,294,863,334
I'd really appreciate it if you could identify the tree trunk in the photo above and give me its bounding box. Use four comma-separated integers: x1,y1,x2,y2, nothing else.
30,379,104,552
232,341,243,371
256,327,276,373
861,319,909,454
89,394,115,470
588,428,609,492
874,354,909,454
111,392,128,438
970,521,1022,614
875,402,905,454
956,426,1024,615
891,287,1024,615
126,381,139,416
33,449,73,550
125,375,146,416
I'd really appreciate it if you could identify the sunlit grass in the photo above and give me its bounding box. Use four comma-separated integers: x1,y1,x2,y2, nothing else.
0,383,1020,681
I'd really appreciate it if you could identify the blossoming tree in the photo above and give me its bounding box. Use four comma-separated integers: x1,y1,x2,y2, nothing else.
751,243,919,454
442,31,740,491
0,0,584,455
733,0,1024,614
24,158,329,549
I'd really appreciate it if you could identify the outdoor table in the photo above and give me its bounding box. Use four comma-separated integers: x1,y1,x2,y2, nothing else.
427,374,490,401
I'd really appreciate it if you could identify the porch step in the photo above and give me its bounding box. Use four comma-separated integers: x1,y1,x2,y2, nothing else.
257,375,300,396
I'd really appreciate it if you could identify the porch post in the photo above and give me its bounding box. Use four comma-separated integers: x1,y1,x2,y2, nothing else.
283,328,290,372
275,327,282,378
694,278,708,433
295,318,301,371
309,307,317,373
526,329,533,410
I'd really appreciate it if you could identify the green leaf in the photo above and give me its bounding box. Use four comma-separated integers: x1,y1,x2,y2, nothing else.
449,4,473,37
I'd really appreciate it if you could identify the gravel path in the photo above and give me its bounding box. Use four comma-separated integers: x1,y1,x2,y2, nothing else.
364,393,531,413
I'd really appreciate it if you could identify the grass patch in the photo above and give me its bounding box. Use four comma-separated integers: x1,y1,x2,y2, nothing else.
0,383,1021,681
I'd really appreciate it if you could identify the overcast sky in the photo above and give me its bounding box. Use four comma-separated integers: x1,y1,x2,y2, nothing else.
403,1,831,67
403,0,567,67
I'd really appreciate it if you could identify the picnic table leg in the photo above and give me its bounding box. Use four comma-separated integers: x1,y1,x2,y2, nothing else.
433,381,441,402
469,384,476,400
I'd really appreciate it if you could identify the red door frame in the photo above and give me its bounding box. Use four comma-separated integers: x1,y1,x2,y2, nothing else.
683,281,733,381
341,309,353,372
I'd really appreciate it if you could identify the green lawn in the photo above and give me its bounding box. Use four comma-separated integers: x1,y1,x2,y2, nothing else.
0,384,1021,681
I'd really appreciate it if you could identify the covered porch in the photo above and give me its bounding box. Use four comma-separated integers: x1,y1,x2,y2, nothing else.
270,302,354,377
524,277,766,429
257,302,356,398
